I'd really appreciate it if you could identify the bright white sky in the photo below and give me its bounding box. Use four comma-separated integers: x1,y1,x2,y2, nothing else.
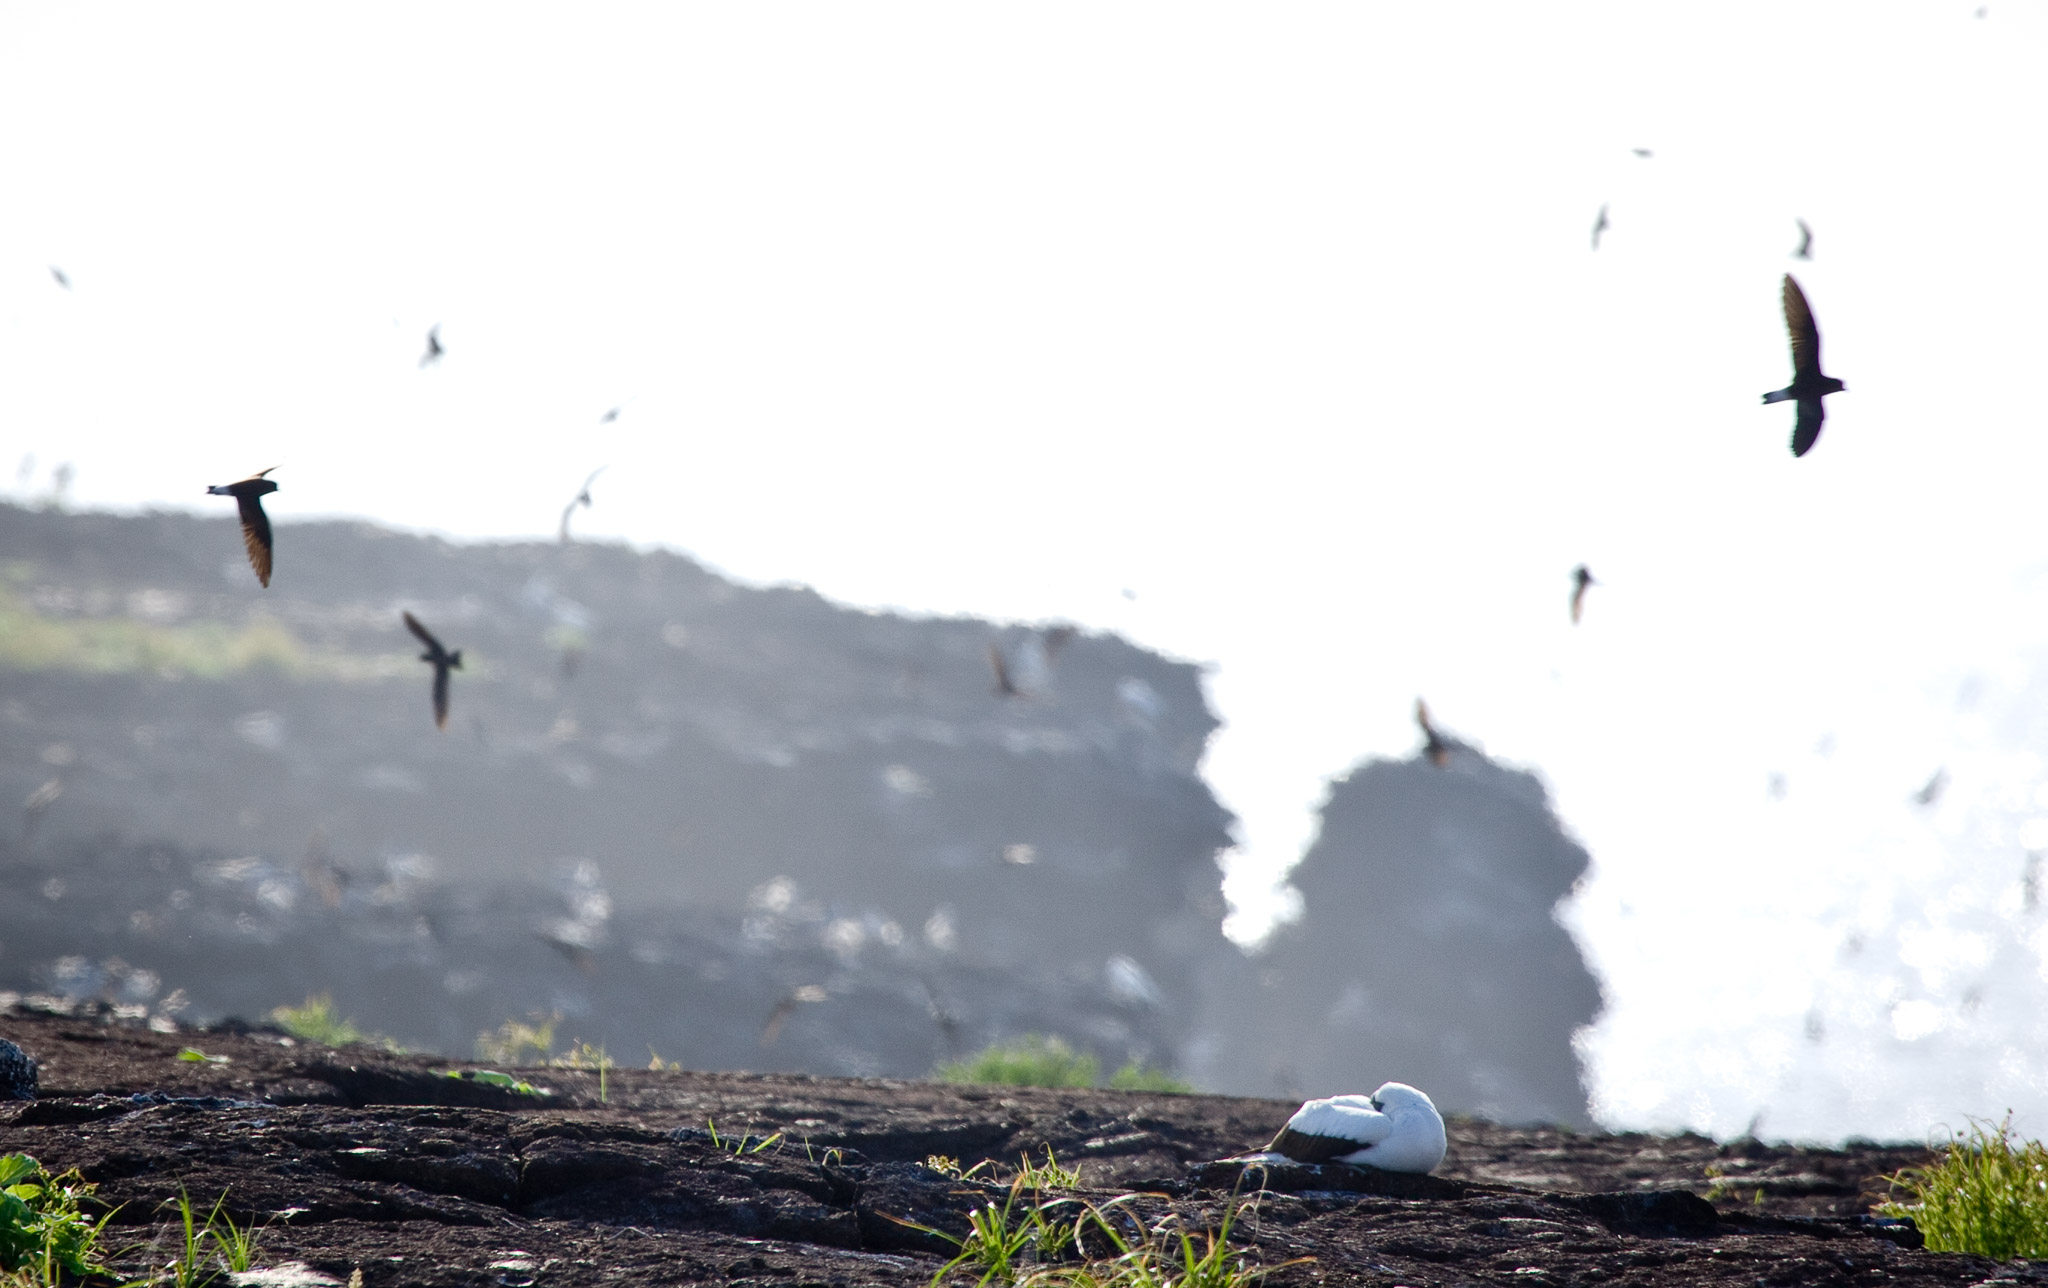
5,2,2048,1140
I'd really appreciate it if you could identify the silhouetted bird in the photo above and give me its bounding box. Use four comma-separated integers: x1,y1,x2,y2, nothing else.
559,466,607,543
1042,624,1079,663
760,985,828,1047
1912,768,1948,808
1590,204,1610,251
48,266,70,290
402,611,463,730
419,325,443,368
1793,218,1814,260
989,644,1022,698
206,468,279,587
1631,147,1654,159
1415,699,1451,768
599,406,621,423
1761,274,1846,457
1570,565,1597,624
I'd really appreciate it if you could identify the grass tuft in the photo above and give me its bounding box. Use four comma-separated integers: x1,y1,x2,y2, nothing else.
269,994,401,1052
937,1038,1192,1095
1879,1116,2048,1259
477,1014,558,1066
938,1037,1099,1089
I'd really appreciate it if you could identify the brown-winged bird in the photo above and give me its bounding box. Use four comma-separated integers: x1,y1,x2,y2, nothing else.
403,611,464,730
1570,565,1597,624
1762,274,1846,457
559,466,607,543
419,325,444,368
989,643,1022,698
206,468,279,587
1793,218,1814,260
1415,698,1451,768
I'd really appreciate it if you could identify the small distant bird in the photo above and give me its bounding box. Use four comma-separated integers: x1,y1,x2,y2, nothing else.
1761,274,1846,457
559,467,608,543
1591,204,1610,251
760,985,828,1047
1793,218,1814,260
21,777,63,843
537,930,596,973
1631,147,1654,159
1570,565,1596,624
1041,624,1078,663
205,468,279,587
419,325,444,368
1912,768,1948,808
1265,1082,1447,1174
599,406,621,423
2023,852,2040,914
402,611,463,730
1415,699,1450,768
989,644,1022,698
48,266,70,290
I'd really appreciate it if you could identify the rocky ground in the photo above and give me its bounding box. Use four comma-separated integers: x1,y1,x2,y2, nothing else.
0,1003,2034,1288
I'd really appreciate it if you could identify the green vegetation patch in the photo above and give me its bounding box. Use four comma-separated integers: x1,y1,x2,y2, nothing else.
937,1036,1191,1094
1880,1116,2048,1259
0,582,413,681
0,1153,120,1284
270,994,402,1052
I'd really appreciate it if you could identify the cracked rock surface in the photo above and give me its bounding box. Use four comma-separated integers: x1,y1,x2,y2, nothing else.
1,1006,2037,1287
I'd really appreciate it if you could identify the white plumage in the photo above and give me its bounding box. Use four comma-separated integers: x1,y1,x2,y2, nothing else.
1264,1081,1446,1175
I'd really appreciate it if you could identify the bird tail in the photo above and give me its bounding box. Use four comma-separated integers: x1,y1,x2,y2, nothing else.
1761,388,1793,405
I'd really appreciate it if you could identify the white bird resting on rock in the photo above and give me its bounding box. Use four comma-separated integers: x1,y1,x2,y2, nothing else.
1261,1082,1447,1175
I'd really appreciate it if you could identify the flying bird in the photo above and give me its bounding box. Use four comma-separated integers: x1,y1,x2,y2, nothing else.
1590,204,1610,251
1570,565,1597,624
206,468,279,587
1912,768,1948,808
1793,218,1814,260
402,611,463,730
989,643,1022,698
1631,147,1654,159
760,985,828,1047
559,467,608,543
1761,274,1846,457
48,266,70,290
1265,1082,1448,1175
419,325,444,368
1415,699,1451,768
599,406,621,423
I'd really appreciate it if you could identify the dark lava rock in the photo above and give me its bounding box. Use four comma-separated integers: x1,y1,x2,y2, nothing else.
2,1005,2027,1288
0,1038,35,1099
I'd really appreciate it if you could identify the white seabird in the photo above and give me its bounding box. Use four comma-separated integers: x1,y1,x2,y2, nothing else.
1264,1081,1447,1175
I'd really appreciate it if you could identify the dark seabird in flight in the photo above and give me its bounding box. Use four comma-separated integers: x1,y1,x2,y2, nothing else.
989,643,1022,698
599,406,621,423
206,468,279,587
1631,147,1653,158
1761,274,1846,457
1415,699,1451,768
49,266,70,290
559,467,608,543
1793,218,1814,260
1570,565,1597,624
403,611,463,730
419,325,444,368
1591,204,1610,251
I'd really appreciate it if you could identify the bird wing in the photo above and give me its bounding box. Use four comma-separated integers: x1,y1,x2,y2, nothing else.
1269,1098,1395,1163
1591,205,1608,250
559,499,579,543
1791,397,1826,457
432,663,451,730
236,494,274,588
1782,274,1822,374
1414,698,1435,739
403,611,444,655
1571,582,1587,624
760,998,798,1047
989,644,1018,696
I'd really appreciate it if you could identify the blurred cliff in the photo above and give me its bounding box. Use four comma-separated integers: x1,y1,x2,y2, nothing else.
0,502,1232,1074
1192,742,1601,1126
